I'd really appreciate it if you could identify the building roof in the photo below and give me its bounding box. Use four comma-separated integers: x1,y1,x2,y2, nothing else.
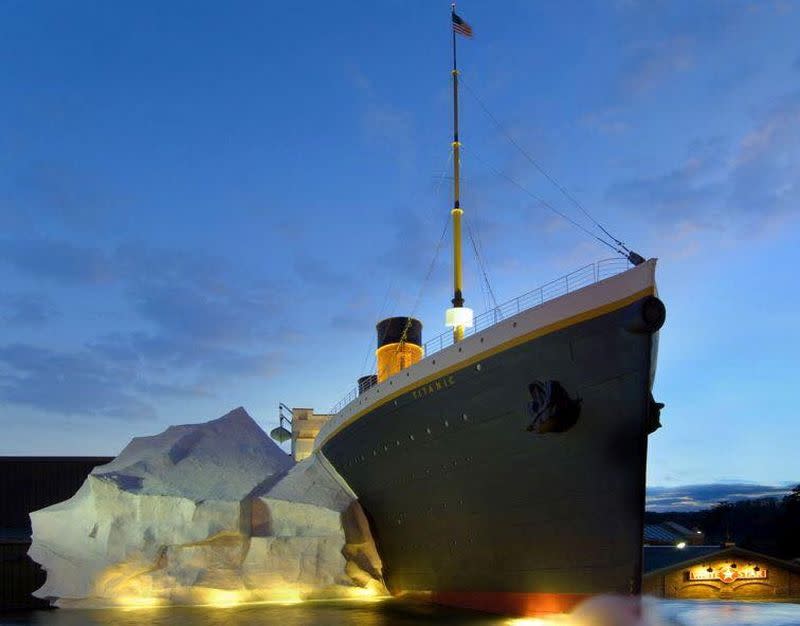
644,524,684,544
643,545,722,573
643,545,800,578
661,521,696,536
644,521,704,545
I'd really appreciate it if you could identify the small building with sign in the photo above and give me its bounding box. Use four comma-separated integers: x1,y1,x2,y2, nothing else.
643,545,800,601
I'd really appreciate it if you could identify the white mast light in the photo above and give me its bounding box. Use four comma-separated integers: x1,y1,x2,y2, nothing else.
446,307,474,328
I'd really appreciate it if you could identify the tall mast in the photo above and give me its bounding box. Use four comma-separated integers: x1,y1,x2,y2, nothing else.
450,3,466,342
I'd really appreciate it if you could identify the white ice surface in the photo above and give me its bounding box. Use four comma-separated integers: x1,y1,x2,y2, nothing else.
29,407,385,608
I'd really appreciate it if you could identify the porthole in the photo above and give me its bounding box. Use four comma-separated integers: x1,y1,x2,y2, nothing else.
480,337,484,343
476,363,482,371
458,347,462,352
513,321,517,328
432,359,436,365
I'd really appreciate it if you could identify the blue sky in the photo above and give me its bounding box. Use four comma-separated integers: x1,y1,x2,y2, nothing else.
1,1,798,495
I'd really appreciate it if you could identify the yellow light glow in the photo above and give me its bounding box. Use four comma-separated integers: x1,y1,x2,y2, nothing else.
202,588,247,608
339,585,385,602
504,617,573,626
116,595,164,609
676,541,687,549
376,342,423,382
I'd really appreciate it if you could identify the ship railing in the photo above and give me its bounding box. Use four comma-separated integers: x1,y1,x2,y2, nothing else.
330,386,360,415
329,257,631,414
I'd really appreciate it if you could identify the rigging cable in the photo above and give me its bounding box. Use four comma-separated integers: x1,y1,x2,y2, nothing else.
460,76,639,260
467,218,498,310
459,153,498,310
395,153,454,349
359,277,395,377
364,150,453,364
396,212,451,350
464,147,628,257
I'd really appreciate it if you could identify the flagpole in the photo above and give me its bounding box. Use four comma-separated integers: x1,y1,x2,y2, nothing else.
450,3,465,343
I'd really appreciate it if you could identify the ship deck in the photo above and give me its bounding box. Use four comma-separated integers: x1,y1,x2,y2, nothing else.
316,257,657,452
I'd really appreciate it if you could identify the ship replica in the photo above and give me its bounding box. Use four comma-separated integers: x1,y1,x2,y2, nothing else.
276,7,666,617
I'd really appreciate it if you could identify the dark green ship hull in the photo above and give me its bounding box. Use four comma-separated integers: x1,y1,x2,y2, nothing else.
321,292,660,613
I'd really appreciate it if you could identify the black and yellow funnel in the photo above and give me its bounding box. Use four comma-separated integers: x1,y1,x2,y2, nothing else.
376,317,423,383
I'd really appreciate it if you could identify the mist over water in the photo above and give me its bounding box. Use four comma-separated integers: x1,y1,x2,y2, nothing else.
3,598,800,626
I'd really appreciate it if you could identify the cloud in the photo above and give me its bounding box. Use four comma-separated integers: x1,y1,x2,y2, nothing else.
606,95,800,243
0,343,157,419
347,63,416,164
620,37,694,95
0,241,291,419
0,238,113,285
0,292,57,328
646,483,795,512
607,158,721,217
726,94,800,232
292,255,351,291
92,246,289,383
10,161,126,232
580,109,630,135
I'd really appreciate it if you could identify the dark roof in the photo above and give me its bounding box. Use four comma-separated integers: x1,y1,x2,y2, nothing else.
644,545,800,577
643,545,722,573
644,521,704,545
644,524,683,544
662,521,696,536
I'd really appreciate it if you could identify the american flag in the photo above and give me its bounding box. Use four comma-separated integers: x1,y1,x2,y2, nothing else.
452,12,473,38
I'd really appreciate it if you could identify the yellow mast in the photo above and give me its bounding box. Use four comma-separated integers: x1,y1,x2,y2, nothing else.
449,3,467,342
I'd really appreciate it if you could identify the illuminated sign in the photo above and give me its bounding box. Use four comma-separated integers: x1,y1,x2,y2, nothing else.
689,566,767,583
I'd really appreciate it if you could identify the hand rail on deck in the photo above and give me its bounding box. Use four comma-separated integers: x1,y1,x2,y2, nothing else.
329,257,632,414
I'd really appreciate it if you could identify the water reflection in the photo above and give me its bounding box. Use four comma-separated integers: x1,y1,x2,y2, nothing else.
2,597,800,626
661,600,800,626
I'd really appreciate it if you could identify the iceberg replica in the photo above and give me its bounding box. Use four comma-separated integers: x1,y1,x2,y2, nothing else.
29,407,386,608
